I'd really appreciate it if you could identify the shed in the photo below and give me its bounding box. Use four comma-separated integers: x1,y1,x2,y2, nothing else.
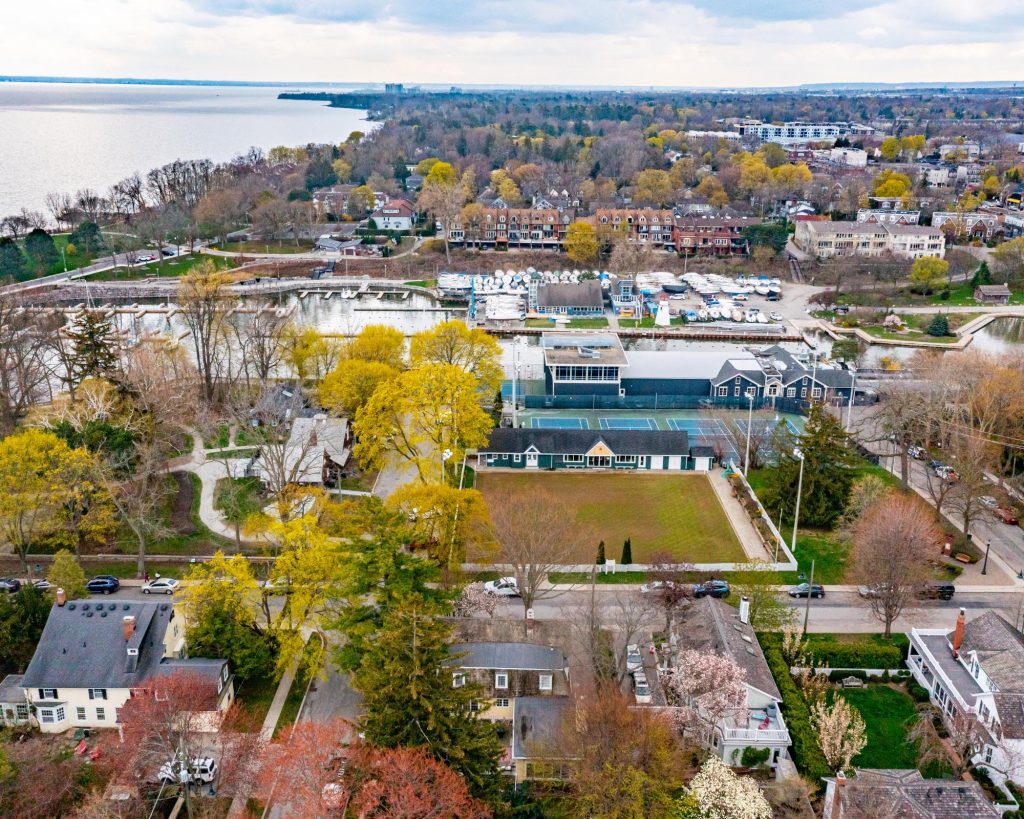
974,283,1012,304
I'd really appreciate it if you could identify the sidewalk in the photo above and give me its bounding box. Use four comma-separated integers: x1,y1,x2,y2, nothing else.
707,469,774,562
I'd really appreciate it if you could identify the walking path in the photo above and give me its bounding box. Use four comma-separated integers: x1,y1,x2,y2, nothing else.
707,468,774,563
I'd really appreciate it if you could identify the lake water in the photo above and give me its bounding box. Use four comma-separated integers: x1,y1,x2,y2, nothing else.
0,82,374,217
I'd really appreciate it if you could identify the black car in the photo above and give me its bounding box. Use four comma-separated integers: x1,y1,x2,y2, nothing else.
86,575,120,595
918,581,955,601
0,578,21,594
788,583,825,598
694,580,730,599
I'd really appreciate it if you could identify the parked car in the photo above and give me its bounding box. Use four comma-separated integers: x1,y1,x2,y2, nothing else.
0,578,22,594
693,579,730,599
136,253,157,262
979,495,999,510
625,644,643,673
857,583,890,599
31,579,52,591
918,581,955,601
936,466,960,483
907,445,926,460
769,312,784,322
633,671,652,704
639,580,689,596
788,583,825,598
995,507,1020,525
142,577,180,595
483,577,519,597
158,756,218,785
86,575,120,595
160,247,177,257
928,459,946,472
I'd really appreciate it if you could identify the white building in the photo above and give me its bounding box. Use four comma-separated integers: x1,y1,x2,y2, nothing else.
251,414,352,488
939,142,981,161
908,610,1024,786
931,211,1001,240
856,209,921,225
370,198,417,232
19,598,233,734
827,147,868,167
795,220,945,259
685,130,743,142
734,120,874,145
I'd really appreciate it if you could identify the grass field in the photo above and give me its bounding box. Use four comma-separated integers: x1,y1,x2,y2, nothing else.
475,471,744,563
841,685,921,769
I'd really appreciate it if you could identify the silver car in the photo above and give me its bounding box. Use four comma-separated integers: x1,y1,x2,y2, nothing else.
142,577,180,595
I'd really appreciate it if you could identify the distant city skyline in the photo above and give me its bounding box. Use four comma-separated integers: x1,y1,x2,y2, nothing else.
2,1,1024,88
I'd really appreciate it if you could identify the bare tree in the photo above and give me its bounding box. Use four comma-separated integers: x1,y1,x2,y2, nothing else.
646,550,696,631
45,191,76,231
487,487,589,617
0,297,54,433
228,308,290,388
720,409,779,472
947,432,999,537
177,261,232,404
564,584,655,682
852,493,941,638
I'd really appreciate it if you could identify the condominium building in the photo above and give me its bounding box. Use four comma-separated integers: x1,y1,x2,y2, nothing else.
795,220,945,259
594,208,675,247
734,120,875,145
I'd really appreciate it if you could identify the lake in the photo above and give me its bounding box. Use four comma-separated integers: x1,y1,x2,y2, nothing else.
0,82,375,217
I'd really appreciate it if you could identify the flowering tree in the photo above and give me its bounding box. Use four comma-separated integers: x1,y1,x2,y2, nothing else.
682,755,773,819
452,583,498,618
351,746,492,819
663,650,747,744
810,697,867,772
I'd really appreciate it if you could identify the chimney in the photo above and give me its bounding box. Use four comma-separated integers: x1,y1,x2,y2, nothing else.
123,615,136,642
952,607,966,658
739,596,750,625
56,588,66,607
830,770,846,819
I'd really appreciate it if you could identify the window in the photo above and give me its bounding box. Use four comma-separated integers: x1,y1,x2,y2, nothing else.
495,673,509,690
469,699,480,712
15,704,28,721
811,387,822,399
38,688,57,700
513,454,521,464
55,706,65,722
564,454,583,464
495,698,510,708
615,455,636,464
96,707,106,721
717,386,728,396
452,673,465,688
539,674,553,691
786,387,796,397
733,387,740,397
800,388,807,398
76,707,86,721
88,688,107,700
40,709,54,724
745,387,756,398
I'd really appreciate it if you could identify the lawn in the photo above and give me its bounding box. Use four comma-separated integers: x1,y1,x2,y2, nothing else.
87,253,233,280
525,317,610,329
841,684,921,769
218,240,315,255
619,316,684,328
475,472,745,564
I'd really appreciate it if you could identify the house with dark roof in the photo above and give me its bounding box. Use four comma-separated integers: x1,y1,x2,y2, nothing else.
664,597,791,767
708,345,855,407
974,284,1012,305
908,609,1024,786
821,768,1000,819
531,280,604,316
369,198,417,233
477,428,712,472
19,598,232,734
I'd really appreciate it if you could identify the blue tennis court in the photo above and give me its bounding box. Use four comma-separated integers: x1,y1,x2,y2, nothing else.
531,417,589,429
666,418,730,436
599,417,659,430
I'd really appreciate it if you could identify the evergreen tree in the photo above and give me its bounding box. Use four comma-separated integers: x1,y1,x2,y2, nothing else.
23,228,59,273
354,597,504,803
596,540,606,565
972,261,993,286
66,310,119,385
69,221,105,255
621,537,633,565
926,314,950,337
0,237,27,282
762,404,856,530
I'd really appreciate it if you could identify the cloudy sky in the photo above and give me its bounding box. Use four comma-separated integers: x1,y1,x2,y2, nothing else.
3,0,1024,87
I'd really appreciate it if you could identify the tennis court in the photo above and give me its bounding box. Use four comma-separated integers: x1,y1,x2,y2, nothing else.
666,417,738,461
598,417,660,430
531,417,590,429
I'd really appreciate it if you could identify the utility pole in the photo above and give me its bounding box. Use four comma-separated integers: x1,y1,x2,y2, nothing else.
803,558,815,634
791,448,805,554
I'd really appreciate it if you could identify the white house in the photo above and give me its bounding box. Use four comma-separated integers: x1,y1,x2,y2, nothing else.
668,597,791,768
939,142,981,161
370,199,417,232
827,147,868,168
19,597,233,734
908,609,1024,786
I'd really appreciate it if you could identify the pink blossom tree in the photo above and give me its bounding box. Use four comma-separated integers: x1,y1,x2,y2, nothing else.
451,582,498,618
663,650,748,745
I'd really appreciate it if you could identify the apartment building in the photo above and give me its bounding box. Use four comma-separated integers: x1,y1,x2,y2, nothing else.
795,220,945,259
672,215,757,256
734,120,875,144
448,207,573,248
594,208,675,247
855,209,921,225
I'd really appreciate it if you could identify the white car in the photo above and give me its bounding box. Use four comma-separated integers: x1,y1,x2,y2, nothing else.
136,253,157,262
769,312,784,322
483,577,520,597
626,643,643,673
142,577,180,595
633,671,652,704
979,496,999,510
32,579,52,591
158,756,218,785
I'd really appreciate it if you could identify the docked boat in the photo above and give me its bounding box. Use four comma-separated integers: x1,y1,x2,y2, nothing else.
754,285,770,296
756,313,769,324
731,309,744,322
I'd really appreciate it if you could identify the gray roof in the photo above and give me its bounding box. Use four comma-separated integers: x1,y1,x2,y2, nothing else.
541,333,627,367
0,674,24,703
830,768,1000,819
536,280,603,309
153,658,228,685
512,696,571,760
482,428,690,457
976,284,1011,296
622,349,752,381
451,642,566,671
918,634,983,699
960,611,1024,693
22,601,178,691
675,597,782,701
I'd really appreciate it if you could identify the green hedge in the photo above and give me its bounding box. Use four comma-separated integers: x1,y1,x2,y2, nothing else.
760,634,831,788
801,633,909,670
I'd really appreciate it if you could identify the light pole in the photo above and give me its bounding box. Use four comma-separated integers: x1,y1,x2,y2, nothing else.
744,392,755,476
791,447,805,554
982,540,991,575
803,558,816,633
511,337,522,429
440,448,453,485
845,367,857,432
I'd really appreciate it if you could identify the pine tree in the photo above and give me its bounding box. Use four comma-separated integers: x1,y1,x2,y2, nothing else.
0,237,27,282
596,540,606,565
972,261,993,286
621,537,633,565
66,310,119,386
926,314,950,337
353,597,504,803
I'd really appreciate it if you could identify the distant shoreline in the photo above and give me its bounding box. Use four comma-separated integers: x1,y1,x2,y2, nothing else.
0,76,369,90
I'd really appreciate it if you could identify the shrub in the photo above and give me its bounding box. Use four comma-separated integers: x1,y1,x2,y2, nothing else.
907,679,931,703
740,746,771,768
827,669,868,683
801,633,908,670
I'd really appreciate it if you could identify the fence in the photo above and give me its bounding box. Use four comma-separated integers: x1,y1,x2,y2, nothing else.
523,394,811,415
727,461,798,571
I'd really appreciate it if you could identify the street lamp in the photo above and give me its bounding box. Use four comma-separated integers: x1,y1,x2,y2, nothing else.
845,367,857,432
440,448,453,485
744,391,755,476
791,447,805,553
982,540,991,575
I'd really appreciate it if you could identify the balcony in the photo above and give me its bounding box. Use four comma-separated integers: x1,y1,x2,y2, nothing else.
722,709,790,745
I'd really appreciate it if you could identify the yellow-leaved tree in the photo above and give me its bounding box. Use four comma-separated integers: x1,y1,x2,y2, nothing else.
0,429,94,576
283,325,344,383
345,324,406,369
319,360,400,418
564,221,600,266
386,483,494,572
409,320,503,397
354,363,493,485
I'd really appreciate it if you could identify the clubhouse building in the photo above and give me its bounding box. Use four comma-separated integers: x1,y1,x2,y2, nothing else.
477,428,715,472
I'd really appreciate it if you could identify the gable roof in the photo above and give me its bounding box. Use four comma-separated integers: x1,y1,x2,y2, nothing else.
975,284,1011,296
0,674,24,703
22,601,177,691
829,768,1000,819
674,597,781,701
482,428,690,457
536,280,603,309
451,642,567,672
960,611,1024,693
